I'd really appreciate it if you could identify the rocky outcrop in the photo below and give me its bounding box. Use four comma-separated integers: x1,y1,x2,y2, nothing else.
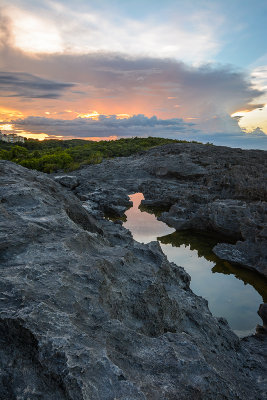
160,199,251,238
67,142,267,278
160,199,267,277
147,153,207,179
54,175,80,189
1,159,266,399
78,187,132,217
213,239,267,278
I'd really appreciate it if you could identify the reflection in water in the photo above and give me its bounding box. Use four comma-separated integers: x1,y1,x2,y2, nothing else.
159,231,267,303
123,193,266,337
124,193,175,243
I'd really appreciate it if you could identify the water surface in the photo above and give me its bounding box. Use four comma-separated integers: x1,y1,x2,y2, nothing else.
123,193,266,337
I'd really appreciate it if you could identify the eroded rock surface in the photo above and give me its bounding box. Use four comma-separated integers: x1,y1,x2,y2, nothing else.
1,159,266,399
54,175,79,189
68,142,267,278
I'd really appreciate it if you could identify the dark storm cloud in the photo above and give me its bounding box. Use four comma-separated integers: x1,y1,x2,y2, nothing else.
12,114,197,138
0,71,75,99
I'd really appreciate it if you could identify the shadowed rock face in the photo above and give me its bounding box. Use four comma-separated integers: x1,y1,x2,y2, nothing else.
0,158,266,399
258,304,267,332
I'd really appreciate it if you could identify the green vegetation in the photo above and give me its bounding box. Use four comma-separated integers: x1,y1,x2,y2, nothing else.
0,137,195,173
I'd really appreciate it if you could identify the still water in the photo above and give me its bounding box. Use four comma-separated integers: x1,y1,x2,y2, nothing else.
123,193,266,337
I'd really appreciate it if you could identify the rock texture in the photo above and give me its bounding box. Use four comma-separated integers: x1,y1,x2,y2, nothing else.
1,159,266,399
258,304,267,332
54,175,79,189
69,142,267,278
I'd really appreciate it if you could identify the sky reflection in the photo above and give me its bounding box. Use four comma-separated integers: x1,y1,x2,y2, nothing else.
123,193,265,337
123,193,175,243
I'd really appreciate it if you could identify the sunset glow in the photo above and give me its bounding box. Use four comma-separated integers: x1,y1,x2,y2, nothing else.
20,132,50,141
0,124,13,131
231,108,267,134
231,111,251,118
0,0,266,148
116,114,131,119
236,110,267,134
0,107,24,120
78,111,100,120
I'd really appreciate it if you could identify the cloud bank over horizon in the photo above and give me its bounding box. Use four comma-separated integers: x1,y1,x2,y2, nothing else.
5,113,267,150
9,114,197,138
0,1,267,149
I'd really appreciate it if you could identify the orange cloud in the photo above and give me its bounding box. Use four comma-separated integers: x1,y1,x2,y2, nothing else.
0,123,13,131
233,108,267,134
0,107,24,121
116,114,131,119
20,131,50,140
77,111,100,120
83,136,118,141
231,110,251,117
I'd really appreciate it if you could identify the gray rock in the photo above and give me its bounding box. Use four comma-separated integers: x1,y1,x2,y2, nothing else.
147,153,207,179
258,303,267,331
0,160,266,399
54,175,79,189
76,187,133,217
241,333,267,396
160,200,266,240
213,238,267,278
68,142,267,278
70,142,267,277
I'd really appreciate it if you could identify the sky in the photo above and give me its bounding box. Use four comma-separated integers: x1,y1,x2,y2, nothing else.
0,0,267,148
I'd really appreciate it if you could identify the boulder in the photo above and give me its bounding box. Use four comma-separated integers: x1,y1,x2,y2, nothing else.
54,175,79,189
147,153,207,179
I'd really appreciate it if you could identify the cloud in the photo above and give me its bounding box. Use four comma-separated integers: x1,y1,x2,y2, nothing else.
1,49,264,121
1,1,222,62
0,5,264,121
9,114,267,150
0,71,75,99
0,4,266,148
250,64,267,104
197,129,267,150
11,114,198,138
183,115,267,149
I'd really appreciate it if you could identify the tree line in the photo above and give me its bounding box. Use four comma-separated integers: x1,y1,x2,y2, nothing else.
0,137,198,173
